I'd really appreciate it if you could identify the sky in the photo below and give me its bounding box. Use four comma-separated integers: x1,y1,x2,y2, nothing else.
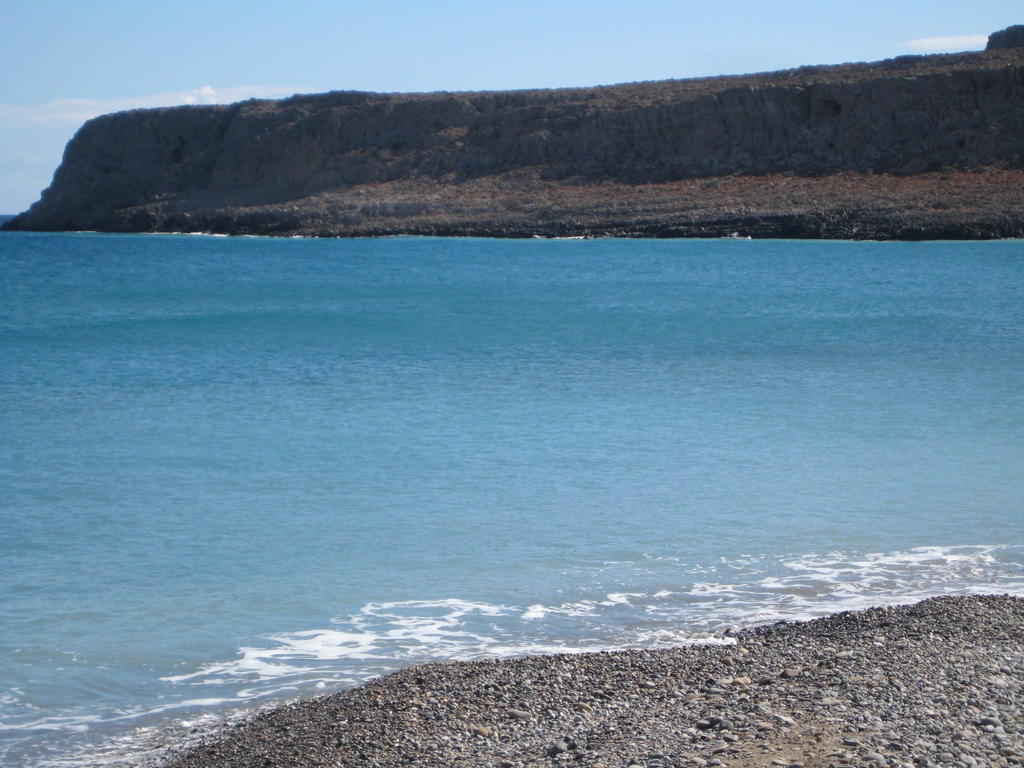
1,0,1020,213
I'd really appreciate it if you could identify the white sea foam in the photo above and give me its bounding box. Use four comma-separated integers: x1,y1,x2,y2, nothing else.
521,604,548,619
149,544,1024,705
671,544,1024,626
603,592,645,604
157,599,519,701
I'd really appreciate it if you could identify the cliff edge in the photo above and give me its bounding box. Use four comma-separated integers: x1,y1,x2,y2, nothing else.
5,31,1024,239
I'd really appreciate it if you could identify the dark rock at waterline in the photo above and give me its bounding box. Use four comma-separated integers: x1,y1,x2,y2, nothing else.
4,31,1024,240
987,25,1024,50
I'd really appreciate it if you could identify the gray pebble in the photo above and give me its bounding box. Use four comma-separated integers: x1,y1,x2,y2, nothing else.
154,596,1024,768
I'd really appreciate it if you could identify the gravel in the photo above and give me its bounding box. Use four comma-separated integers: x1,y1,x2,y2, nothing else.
159,595,1023,768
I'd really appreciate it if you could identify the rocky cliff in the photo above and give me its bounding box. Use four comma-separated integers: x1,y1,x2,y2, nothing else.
5,35,1024,239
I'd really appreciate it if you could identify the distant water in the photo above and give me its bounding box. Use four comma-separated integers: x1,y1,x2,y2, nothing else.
2,232,1023,767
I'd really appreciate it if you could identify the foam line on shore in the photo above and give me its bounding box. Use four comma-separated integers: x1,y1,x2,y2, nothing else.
159,594,1024,768
7,545,1023,767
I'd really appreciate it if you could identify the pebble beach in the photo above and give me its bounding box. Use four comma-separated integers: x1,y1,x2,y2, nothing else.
159,595,1023,768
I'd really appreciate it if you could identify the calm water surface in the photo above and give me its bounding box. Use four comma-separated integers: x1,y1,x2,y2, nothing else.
1,233,1023,766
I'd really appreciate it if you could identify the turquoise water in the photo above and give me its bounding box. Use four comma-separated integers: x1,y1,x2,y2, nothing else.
1,233,1023,766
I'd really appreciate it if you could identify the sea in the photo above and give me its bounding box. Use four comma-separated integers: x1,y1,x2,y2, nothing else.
1,231,1023,767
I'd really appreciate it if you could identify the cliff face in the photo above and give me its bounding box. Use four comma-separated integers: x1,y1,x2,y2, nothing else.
6,45,1024,239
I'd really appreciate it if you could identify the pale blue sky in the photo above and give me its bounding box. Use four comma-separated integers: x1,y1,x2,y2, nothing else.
1,0,1019,213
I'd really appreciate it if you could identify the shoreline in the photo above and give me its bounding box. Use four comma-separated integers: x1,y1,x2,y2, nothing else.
6,169,1024,242
158,595,1023,768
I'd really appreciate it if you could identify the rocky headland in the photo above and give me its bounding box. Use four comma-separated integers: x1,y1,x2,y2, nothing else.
157,595,1023,768
4,28,1024,239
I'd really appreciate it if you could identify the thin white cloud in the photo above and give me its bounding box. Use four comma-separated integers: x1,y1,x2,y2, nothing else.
0,85,308,128
901,34,987,53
